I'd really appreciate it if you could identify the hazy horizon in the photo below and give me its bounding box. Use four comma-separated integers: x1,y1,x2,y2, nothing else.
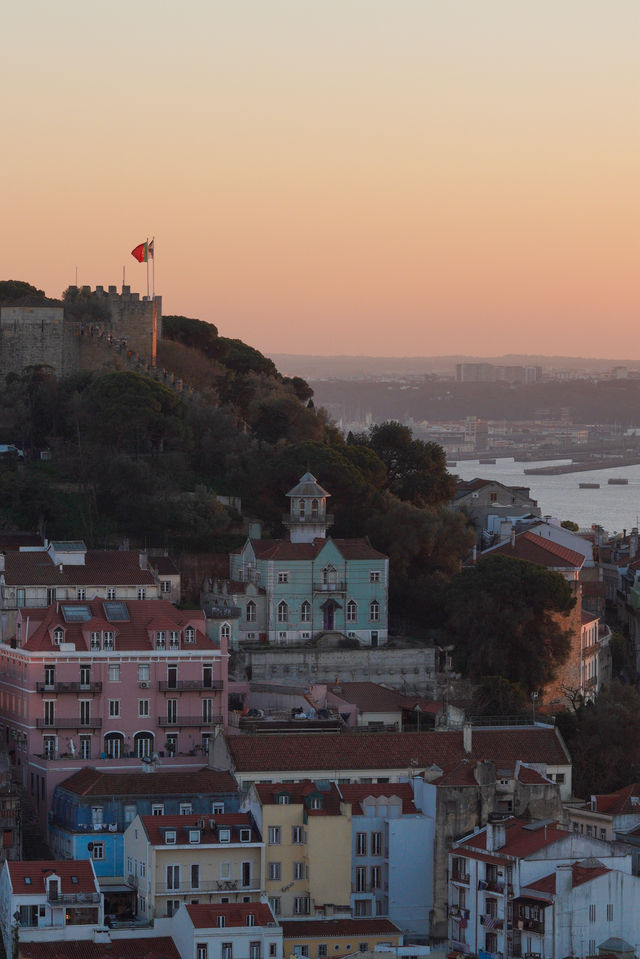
4,1,639,358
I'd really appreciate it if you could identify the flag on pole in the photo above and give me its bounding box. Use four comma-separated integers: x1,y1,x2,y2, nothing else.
148,239,154,259
131,241,148,263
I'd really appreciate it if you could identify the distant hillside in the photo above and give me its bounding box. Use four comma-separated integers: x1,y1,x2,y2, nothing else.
268,353,640,380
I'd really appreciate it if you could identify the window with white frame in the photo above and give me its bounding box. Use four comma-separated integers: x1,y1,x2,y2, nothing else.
292,825,304,843
346,600,357,622
77,589,86,601
184,626,195,643
246,601,257,623
370,570,381,583
180,802,193,815
91,842,105,860
103,631,114,649
138,699,149,717
277,601,288,623
369,600,380,622
268,826,281,844
212,802,224,815
300,601,311,622
218,828,231,843
277,571,289,584
53,628,64,646
220,623,231,642
293,862,304,880
197,945,208,959
152,803,165,815
107,588,116,600
138,664,150,682
108,700,120,718
161,580,171,593
137,587,146,600
269,897,281,916
108,664,120,682
356,833,367,856
268,862,281,880
371,831,382,856
294,897,310,915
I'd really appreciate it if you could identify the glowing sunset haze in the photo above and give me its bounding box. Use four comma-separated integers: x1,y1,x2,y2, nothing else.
3,1,638,358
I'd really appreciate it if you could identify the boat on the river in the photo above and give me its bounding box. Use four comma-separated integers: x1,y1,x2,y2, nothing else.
608,478,629,485
579,482,600,489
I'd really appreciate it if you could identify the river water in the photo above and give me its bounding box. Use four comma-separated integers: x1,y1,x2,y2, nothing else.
451,457,640,535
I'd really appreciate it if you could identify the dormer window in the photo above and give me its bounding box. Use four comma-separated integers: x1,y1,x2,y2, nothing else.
24,877,31,885
240,828,252,843
53,628,64,646
103,631,114,650
309,797,322,810
165,830,177,844
189,829,201,844
216,916,226,928
246,914,255,927
156,631,166,649
277,794,290,805
169,631,179,649
90,632,100,650
185,627,195,644
218,828,231,843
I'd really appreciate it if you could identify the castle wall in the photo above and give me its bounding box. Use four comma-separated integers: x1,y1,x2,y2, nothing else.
0,306,68,377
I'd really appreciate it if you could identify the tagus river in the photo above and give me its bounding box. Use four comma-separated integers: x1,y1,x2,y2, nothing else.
452,457,640,535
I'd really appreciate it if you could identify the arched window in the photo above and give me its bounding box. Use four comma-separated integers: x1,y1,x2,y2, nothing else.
301,601,311,623
104,732,124,759
184,626,195,643
299,499,306,520
346,600,358,623
311,498,319,519
220,622,231,642
246,601,256,623
277,601,289,624
323,564,337,586
155,631,166,649
134,731,154,759
53,628,64,646
369,600,380,623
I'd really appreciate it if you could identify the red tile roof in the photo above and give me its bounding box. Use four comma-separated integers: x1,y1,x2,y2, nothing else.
58,766,236,797
328,683,406,713
225,727,570,773
148,556,179,576
280,919,401,939
581,609,599,626
186,902,275,929
458,817,569,860
592,783,640,815
242,537,386,562
8,859,97,895
525,861,610,894
19,938,180,959
428,758,550,788
19,600,211,652
256,781,343,814
140,813,257,846
485,531,585,569
4,549,156,586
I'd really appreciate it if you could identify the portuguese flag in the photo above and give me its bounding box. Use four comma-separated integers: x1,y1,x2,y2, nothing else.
131,241,148,263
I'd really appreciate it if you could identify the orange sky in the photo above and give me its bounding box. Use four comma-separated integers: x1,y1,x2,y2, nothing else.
3,1,639,358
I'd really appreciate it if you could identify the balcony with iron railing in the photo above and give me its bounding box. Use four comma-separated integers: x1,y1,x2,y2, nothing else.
47,891,101,905
36,682,103,694
156,879,259,894
515,917,544,934
158,715,223,727
158,680,223,691
451,870,471,885
313,581,347,593
36,718,102,729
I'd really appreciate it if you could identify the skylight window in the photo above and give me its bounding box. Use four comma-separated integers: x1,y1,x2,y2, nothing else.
103,601,130,622
24,877,31,885
61,605,92,623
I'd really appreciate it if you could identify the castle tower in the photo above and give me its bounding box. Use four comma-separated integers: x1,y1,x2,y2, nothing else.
284,472,333,543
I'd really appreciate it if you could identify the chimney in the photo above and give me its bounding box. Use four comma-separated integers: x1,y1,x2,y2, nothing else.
463,722,472,755
486,820,506,851
555,863,573,897
139,551,148,570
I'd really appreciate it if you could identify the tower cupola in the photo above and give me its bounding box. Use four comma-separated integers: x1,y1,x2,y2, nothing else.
284,472,333,543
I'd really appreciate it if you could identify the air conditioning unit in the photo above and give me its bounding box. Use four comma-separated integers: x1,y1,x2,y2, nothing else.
139,681,150,688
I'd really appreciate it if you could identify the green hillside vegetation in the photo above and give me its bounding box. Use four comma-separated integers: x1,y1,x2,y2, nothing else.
0,300,472,635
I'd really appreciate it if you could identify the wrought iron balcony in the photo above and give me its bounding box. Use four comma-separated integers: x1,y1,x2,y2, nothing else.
36,682,103,693
158,680,223,691
312,581,347,593
36,718,102,729
158,715,223,727
47,891,101,904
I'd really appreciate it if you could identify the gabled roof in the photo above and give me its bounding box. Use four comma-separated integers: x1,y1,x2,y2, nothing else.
457,817,568,860
280,919,401,939
7,859,97,895
224,727,570,773
18,600,211,653
57,766,236,798
19,939,180,959
338,782,418,815
3,549,155,587
484,530,585,569
581,609,599,626
148,556,179,575
245,537,386,562
186,902,275,929
592,783,640,815
328,682,406,713
286,472,331,499
140,813,258,846
255,781,343,815
525,860,611,895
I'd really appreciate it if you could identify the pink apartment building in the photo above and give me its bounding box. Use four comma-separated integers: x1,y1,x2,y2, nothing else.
0,599,229,831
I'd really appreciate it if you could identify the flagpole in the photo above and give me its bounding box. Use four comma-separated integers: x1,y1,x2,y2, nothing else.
122,265,125,289
152,236,155,299
146,237,150,298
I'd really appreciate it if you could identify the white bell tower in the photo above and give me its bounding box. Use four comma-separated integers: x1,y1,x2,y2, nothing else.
284,472,332,543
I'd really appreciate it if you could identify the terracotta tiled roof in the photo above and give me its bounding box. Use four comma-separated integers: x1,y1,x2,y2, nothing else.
186,902,275,929
225,727,570,773
148,556,179,575
592,783,640,815
581,609,599,625
338,782,418,815
328,683,405,713
428,759,550,788
19,939,180,959
525,861,610,894
485,531,585,568
280,919,401,939
58,766,236,798
4,549,156,586
458,817,568,859
243,537,386,562
256,781,343,814
20,600,211,652
140,813,258,846
8,859,97,895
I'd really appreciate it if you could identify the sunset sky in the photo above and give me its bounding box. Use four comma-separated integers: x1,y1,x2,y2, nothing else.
3,1,638,359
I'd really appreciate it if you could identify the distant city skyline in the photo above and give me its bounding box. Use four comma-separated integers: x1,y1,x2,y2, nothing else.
3,1,639,358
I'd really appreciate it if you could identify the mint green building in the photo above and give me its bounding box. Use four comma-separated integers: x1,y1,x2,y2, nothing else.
227,473,388,646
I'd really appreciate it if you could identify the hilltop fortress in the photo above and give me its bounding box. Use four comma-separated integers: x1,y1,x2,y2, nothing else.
0,285,160,378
